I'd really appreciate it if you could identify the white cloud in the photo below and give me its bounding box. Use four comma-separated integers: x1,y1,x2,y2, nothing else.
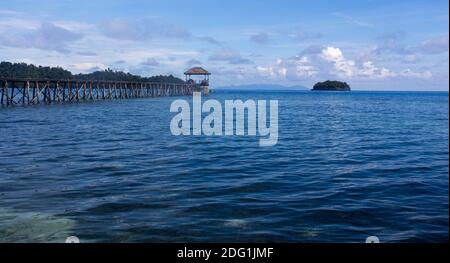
359,61,396,78
256,46,433,81
0,9,439,88
256,66,277,78
278,67,288,78
257,56,317,80
290,56,318,78
321,46,344,61
321,47,356,77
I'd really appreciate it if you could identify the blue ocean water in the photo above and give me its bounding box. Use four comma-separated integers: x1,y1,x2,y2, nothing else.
0,90,448,243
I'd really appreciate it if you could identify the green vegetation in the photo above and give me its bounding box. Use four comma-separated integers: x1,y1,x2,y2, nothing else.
312,80,351,91
0,62,72,79
0,62,184,83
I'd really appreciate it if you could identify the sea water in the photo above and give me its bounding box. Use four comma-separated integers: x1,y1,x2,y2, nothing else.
0,90,448,242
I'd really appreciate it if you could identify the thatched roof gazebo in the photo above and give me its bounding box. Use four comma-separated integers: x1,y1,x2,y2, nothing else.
184,67,211,95
184,67,211,82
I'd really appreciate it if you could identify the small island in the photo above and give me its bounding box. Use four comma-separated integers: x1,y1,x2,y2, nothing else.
312,80,351,91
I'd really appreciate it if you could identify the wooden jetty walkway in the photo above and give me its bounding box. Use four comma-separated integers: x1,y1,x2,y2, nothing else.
0,79,194,106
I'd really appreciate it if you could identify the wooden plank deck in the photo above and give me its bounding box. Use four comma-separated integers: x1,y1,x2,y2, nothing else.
0,79,194,106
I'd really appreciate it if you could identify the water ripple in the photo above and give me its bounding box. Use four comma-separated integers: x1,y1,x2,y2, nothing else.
0,91,448,242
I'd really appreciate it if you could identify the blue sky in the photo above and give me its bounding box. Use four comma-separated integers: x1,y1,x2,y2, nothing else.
0,0,448,90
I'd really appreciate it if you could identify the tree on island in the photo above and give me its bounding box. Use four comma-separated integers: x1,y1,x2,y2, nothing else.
0,62,72,79
312,80,351,91
0,62,184,83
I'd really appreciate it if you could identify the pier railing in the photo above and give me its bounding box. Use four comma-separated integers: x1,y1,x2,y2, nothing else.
0,79,194,106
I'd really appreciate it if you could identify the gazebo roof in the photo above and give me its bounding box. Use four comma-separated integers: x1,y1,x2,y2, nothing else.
184,67,211,75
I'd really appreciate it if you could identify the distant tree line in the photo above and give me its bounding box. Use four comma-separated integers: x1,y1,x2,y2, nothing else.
0,62,72,79
0,62,184,83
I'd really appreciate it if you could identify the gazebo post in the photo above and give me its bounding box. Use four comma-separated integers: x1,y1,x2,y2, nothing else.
184,67,211,96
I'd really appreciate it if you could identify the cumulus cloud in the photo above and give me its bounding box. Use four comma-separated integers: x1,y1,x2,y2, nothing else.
209,49,252,64
320,47,430,79
358,61,396,78
321,47,356,77
256,59,288,79
0,22,83,53
292,56,318,78
256,46,433,81
257,56,318,80
256,66,277,78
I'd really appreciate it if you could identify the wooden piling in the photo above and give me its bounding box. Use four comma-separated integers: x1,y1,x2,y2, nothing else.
0,79,194,106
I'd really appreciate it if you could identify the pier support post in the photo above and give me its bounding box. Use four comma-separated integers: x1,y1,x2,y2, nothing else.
1,80,8,105
1,79,194,106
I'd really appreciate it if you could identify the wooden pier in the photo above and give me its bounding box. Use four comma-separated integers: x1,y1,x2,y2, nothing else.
0,79,194,106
